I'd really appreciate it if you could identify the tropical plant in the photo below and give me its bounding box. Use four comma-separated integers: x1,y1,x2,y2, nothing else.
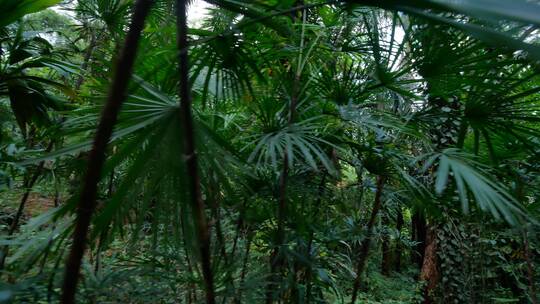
0,1,539,304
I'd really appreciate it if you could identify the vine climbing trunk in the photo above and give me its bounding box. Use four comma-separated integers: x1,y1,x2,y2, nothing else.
59,1,153,303
175,1,215,304
350,175,386,304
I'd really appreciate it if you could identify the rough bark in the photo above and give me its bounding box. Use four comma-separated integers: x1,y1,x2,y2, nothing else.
420,226,439,304
60,1,153,303
176,1,215,303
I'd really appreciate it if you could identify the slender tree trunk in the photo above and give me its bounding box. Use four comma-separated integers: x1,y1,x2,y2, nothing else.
0,175,32,270
60,1,153,303
395,209,404,272
290,174,326,303
0,141,53,271
266,50,303,304
267,159,290,303
412,211,427,270
176,1,215,303
305,174,327,303
523,230,537,304
350,175,386,304
381,212,391,276
48,244,67,303
208,177,227,266
275,155,291,248
231,199,247,259
207,174,236,304
93,169,115,274
38,180,61,276
181,214,198,304
236,230,253,303
75,31,97,90
420,225,439,304
227,199,249,304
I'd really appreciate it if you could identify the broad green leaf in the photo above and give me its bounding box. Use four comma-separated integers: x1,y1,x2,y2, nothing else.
0,0,61,27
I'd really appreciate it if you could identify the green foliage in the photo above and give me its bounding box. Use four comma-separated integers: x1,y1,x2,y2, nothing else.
0,0,61,27
1,1,539,303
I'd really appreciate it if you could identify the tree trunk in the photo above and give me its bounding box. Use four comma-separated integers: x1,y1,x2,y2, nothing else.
266,40,303,304
420,225,439,304
231,198,247,259
176,1,215,303
412,211,427,270
38,180,61,276
208,176,227,266
381,212,391,276
395,208,404,272
236,231,253,304
0,171,38,270
350,175,385,304
523,230,538,304
75,31,97,90
304,174,327,303
181,213,198,304
266,160,289,304
0,141,53,271
60,1,153,303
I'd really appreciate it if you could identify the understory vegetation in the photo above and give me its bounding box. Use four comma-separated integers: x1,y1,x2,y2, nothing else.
0,0,539,303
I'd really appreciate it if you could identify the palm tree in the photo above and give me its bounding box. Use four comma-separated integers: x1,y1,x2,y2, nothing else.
1,1,539,303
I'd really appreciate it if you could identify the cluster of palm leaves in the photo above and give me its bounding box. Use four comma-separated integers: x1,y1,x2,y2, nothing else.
0,0,539,303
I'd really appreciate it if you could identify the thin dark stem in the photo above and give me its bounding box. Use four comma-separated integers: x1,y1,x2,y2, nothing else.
266,34,304,302
350,175,385,304
176,1,215,303
181,213,198,304
395,208,404,272
236,230,253,303
381,211,391,276
0,141,53,271
305,173,327,303
48,242,68,303
275,151,289,252
208,176,227,266
60,1,153,303
523,230,538,304
75,30,97,91
231,198,247,259
38,177,61,276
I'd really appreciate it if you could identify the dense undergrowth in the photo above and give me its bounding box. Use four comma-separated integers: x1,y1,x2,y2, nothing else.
1,0,540,303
